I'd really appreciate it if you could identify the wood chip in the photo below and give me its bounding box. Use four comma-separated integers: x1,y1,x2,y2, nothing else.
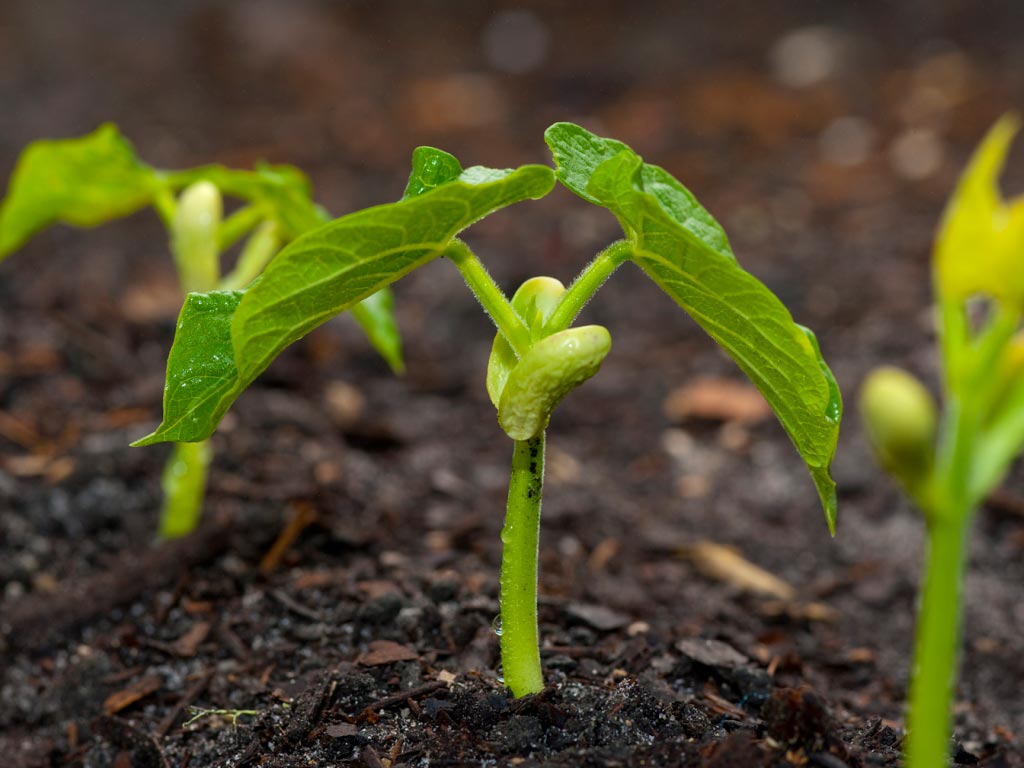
663,377,771,424
676,638,749,670
324,380,366,427
437,670,457,686
566,602,631,631
682,540,796,600
357,640,419,666
356,580,402,599
326,722,359,738
171,622,211,657
758,599,838,623
103,674,163,715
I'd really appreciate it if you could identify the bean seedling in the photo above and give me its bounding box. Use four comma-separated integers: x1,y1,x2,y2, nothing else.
0,125,401,537
137,123,842,696
860,116,1024,767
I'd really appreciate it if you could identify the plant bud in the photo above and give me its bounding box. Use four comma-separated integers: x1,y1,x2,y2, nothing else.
172,180,222,293
486,276,566,407
498,325,611,440
859,367,937,482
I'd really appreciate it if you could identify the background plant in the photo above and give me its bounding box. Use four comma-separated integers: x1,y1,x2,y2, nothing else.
137,122,841,697
0,125,402,537
860,115,1024,768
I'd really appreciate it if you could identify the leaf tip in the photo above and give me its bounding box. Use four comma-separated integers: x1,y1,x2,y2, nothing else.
130,431,161,448
811,466,838,536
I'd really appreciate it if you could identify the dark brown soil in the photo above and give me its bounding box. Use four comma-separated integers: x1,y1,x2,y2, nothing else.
2,2,1024,766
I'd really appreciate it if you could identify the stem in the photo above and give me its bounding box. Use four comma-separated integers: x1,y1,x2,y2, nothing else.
907,387,975,767
500,434,546,697
445,239,532,356
159,440,212,539
219,220,281,291
544,240,632,334
217,205,264,252
905,513,971,768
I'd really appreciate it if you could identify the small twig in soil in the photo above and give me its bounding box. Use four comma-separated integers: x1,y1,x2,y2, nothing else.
269,588,324,622
260,501,318,573
357,681,449,718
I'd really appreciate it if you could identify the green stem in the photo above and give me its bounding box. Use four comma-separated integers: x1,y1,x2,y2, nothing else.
217,204,264,252
445,239,532,356
905,512,971,768
500,434,545,697
907,388,975,766
159,440,212,539
219,220,281,291
544,240,632,334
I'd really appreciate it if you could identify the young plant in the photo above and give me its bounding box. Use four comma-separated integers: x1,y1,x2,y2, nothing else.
136,123,841,696
860,116,1024,768
0,125,402,537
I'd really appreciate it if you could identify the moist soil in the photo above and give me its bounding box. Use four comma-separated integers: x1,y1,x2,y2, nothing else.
3,2,1024,766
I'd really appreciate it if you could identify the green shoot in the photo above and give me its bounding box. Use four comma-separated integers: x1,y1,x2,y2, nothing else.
0,125,404,537
860,115,1024,767
139,124,841,697
184,706,259,729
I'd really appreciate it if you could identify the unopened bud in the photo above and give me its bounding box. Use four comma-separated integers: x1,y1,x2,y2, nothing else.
172,181,222,293
859,367,937,482
498,325,612,440
486,276,567,408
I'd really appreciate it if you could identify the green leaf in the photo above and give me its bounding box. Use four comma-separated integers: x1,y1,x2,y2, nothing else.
350,289,404,374
935,115,1024,310
0,124,160,258
174,162,407,371
545,122,842,532
166,163,325,239
132,290,243,445
403,147,464,199
137,161,555,445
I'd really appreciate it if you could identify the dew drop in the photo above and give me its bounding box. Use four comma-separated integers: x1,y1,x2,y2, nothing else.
491,614,503,636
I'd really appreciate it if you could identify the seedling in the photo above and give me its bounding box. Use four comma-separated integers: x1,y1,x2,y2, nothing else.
860,116,1024,767
137,123,841,696
0,125,402,537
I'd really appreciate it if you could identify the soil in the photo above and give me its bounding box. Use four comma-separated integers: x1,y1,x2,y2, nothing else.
2,2,1024,766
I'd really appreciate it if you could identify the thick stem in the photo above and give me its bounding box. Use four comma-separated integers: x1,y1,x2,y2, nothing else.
905,513,971,768
445,239,532,356
499,434,545,697
159,440,212,539
543,240,632,334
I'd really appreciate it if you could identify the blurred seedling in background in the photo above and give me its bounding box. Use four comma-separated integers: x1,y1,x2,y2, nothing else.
135,122,842,697
0,125,402,538
860,115,1024,768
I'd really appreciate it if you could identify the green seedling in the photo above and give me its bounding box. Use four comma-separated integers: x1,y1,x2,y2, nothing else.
0,125,402,538
137,123,841,697
184,706,260,729
860,115,1024,768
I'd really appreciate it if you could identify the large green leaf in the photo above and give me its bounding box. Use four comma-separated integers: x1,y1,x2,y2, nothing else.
136,161,555,445
169,163,407,372
0,124,160,257
545,123,842,532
